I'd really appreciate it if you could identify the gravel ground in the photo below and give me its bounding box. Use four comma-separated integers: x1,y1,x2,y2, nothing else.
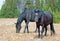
0,18,60,41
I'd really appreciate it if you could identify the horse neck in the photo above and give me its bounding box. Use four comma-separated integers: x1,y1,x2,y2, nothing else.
18,14,25,24
39,11,45,16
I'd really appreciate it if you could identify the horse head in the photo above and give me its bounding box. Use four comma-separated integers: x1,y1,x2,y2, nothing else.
34,9,40,22
16,21,21,33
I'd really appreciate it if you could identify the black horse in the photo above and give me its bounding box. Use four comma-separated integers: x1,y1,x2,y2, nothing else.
34,10,55,38
16,8,37,33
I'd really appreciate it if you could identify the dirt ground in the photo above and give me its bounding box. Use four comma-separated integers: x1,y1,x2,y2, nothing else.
0,18,60,41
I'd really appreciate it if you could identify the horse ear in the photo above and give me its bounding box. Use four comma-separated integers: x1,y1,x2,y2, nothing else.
37,10,40,12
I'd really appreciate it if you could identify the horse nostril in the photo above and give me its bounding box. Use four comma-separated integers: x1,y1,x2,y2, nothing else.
16,31,19,33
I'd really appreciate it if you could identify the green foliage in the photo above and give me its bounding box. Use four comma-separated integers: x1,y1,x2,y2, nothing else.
25,0,33,10
36,0,40,9
42,4,47,11
56,0,60,11
53,12,60,23
0,0,19,18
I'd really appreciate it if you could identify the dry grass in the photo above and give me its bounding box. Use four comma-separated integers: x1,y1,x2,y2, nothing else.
0,18,60,41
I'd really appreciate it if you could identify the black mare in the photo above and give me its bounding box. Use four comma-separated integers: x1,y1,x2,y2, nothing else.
16,9,37,33
34,10,55,38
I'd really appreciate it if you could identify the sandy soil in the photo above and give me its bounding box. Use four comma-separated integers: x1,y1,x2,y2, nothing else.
0,18,60,41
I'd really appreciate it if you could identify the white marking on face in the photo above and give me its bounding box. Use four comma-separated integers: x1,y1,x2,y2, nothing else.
35,13,38,15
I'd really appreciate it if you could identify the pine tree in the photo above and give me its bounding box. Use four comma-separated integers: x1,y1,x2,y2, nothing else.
1,0,18,18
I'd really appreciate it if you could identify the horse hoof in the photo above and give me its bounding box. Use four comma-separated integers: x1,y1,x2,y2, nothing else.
23,31,25,33
34,30,37,32
27,31,29,33
38,35,43,39
38,36,40,38
53,32,55,35
16,31,20,33
40,34,44,39
44,34,47,36
51,33,53,36
38,35,40,38
40,36,43,39
51,33,55,36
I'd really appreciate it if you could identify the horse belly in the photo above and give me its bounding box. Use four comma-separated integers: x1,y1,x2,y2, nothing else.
44,15,52,25
44,20,51,25
30,20,35,22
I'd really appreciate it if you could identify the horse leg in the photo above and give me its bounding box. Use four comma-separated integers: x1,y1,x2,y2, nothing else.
35,27,37,32
24,21,26,33
44,26,47,36
27,25,29,33
35,23,37,32
24,21,29,33
50,23,55,36
36,23,40,38
41,25,44,38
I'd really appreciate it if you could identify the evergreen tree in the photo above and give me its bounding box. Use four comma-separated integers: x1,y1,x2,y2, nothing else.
1,0,18,18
